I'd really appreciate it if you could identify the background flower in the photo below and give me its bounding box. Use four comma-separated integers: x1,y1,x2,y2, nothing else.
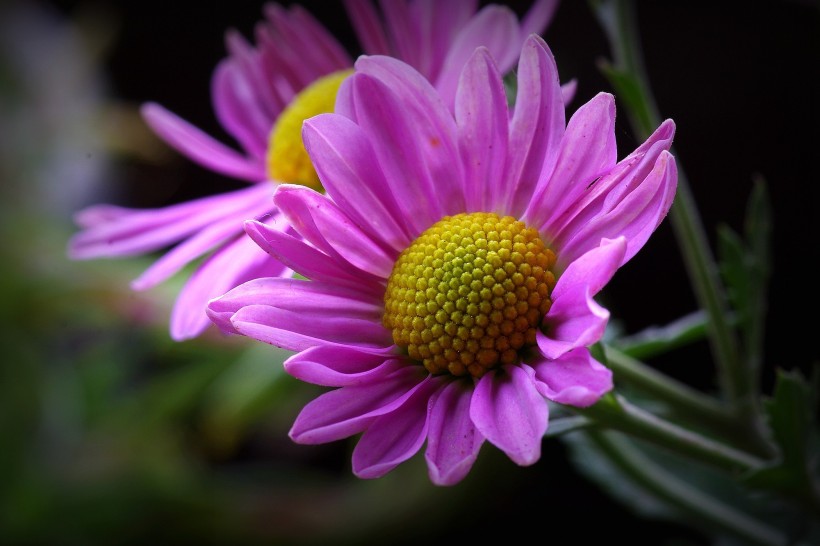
66,0,558,341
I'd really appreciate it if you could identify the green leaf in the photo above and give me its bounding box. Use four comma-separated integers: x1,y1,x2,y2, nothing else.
745,367,820,500
717,176,772,379
598,61,655,139
612,310,711,360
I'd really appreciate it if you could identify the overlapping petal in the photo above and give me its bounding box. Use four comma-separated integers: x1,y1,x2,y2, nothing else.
531,348,613,407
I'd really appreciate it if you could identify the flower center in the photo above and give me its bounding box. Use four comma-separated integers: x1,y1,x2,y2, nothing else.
266,69,352,190
383,212,556,378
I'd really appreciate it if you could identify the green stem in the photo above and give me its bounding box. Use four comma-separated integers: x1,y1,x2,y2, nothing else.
591,0,760,427
604,345,774,458
586,430,788,546
578,394,765,474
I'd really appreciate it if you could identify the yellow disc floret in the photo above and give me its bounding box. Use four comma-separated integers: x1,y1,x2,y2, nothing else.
383,212,557,379
266,69,352,190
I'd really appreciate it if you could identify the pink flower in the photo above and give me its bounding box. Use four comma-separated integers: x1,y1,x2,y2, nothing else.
67,0,559,340
207,35,678,485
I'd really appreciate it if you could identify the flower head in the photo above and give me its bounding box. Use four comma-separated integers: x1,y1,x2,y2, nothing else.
67,0,558,340
207,35,678,485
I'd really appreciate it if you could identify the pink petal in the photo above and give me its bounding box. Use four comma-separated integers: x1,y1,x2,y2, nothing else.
538,237,626,359
470,364,548,466
520,0,560,38
558,151,678,268
456,46,509,212
504,35,564,217
273,185,396,278
530,348,613,407
169,232,290,341
284,344,403,387
302,114,413,252
425,378,485,486
140,102,265,182
435,5,520,109
289,365,429,444
344,0,390,55
525,92,618,231
352,375,442,479
352,56,465,226
243,219,384,295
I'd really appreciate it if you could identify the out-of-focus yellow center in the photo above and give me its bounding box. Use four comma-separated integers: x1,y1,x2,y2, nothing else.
266,69,352,190
383,212,557,379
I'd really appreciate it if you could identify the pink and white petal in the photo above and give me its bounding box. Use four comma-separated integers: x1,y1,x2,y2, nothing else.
289,365,429,444
525,92,617,231
456,47,509,212
352,375,443,479
68,184,272,260
538,238,625,359
140,103,265,182
352,57,465,222
170,234,289,341
530,348,613,407
273,185,396,278
344,0,391,55
557,151,678,268
303,114,413,251
504,35,564,217
425,378,485,486
435,5,520,109
470,364,548,466
244,220,385,294
230,305,391,352
284,345,402,387
520,0,560,38
130,197,274,291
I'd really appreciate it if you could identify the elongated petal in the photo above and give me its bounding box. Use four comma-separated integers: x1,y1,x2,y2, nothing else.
68,184,272,260
353,375,442,479
303,114,413,251
212,50,271,159
504,35,564,216
284,344,402,387
243,219,384,294
548,120,676,267
130,195,274,290
274,185,396,278
558,151,678,268
526,92,617,231
435,5,519,109
170,231,289,340
471,365,547,466
456,47,508,212
351,57,465,226
520,0,560,38
425,378,485,486
538,238,626,359
140,103,265,182
289,366,428,444
344,0,390,55
530,348,613,407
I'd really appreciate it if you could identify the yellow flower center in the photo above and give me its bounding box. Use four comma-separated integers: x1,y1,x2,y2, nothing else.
383,212,557,379
266,69,352,189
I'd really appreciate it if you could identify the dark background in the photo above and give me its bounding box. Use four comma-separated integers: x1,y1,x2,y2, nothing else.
7,0,820,544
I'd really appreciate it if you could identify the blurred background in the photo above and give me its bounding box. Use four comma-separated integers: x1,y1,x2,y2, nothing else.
1,0,817,544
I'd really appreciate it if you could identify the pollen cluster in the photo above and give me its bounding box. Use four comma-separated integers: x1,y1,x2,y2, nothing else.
383,212,556,378
266,69,352,190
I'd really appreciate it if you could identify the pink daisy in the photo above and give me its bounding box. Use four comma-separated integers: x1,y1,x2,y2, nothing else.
67,0,560,340
207,35,678,485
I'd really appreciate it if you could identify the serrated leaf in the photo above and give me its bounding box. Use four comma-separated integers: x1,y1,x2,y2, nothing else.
745,367,820,497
